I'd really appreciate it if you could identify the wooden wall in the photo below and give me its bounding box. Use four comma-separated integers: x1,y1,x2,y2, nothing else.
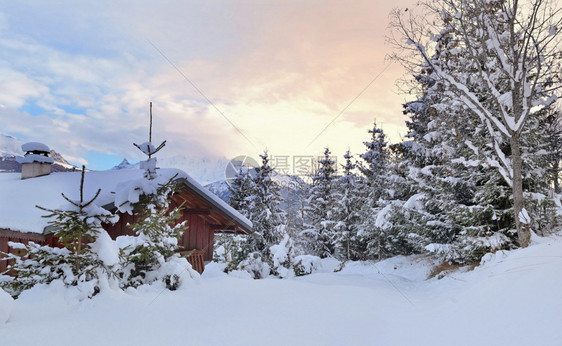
181,214,214,261
103,210,215,261
103,212,137,238
0,229,53,273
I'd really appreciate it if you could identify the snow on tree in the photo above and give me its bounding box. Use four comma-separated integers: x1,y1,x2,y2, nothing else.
544,105,562,193
269,234,297,278
117,103,194,289
228,166,254,219
331,151,363,260
302,147,339,258
219,166,255,271
1,166,118,297
398,81,518,262
224,151,288,278
246,152,287,254
389,0,562,247
117,177,188,290
355,123,402,260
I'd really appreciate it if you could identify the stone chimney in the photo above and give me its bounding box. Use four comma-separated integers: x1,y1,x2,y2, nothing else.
16,142,54,179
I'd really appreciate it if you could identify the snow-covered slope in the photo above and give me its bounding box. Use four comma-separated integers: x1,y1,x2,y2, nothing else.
1,233,561,345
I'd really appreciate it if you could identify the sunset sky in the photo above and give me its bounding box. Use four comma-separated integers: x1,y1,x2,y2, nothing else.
0,1,418,171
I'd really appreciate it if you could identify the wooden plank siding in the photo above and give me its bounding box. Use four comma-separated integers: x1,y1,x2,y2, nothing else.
103,195,216,260
0,229,51,273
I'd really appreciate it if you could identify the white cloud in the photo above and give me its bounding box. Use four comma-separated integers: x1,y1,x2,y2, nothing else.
0,0,416,169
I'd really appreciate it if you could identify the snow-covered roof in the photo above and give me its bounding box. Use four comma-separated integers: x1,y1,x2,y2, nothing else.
21,142,50,153
0,168,251,234
175,174,253,232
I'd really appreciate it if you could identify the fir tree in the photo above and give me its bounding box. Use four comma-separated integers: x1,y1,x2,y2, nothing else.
118,108,191,289
356,123,400,260
1,166,118,297
388,20,560,262
117,177,187,289
228,166,254,219
247,151,287,254
226,151,288,278
303,148,339,258
220,166,255,271
331,151,363,260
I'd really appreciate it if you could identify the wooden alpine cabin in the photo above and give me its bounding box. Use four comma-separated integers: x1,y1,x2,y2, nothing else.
0,144,252,274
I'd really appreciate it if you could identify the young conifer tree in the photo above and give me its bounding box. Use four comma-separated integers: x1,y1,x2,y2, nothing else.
303,148,339,258
221,166,255,270
1,166,117,297
118,177,187,289
331,150,363,260
247,151,287,254
118,103,189,289
231,151,288,278
356,122,397,260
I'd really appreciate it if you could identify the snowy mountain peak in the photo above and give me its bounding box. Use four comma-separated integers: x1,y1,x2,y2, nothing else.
0,133,77,172
112,158,139,170
0,133,23,158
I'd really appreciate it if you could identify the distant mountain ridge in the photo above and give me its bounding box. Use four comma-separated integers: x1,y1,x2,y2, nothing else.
0,133,77,172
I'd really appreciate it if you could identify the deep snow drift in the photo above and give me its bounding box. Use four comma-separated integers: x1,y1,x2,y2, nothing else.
1,233,561,346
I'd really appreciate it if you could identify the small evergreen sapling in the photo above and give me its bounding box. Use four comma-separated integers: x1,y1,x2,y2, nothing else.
1,166,118,297
117,177,187,289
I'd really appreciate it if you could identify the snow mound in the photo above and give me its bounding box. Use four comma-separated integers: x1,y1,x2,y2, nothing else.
0,287,14,323
21,142,50,153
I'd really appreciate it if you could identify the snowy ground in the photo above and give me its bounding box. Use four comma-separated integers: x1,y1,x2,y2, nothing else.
1,233,561,346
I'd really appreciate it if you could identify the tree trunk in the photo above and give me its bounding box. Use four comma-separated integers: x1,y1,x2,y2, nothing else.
510,133,531,247
554,159,561,194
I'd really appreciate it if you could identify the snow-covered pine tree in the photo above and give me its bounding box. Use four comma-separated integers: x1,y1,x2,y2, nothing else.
233,152,288,278
117,177,187,289
247,152,287,254
302,148,339,258
331,150,363,260
388,30,520,263
118,106,191,289
355,122,405,260
1,166,118,297
389,0,562,247
228,166,254,219
218,166,255,271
